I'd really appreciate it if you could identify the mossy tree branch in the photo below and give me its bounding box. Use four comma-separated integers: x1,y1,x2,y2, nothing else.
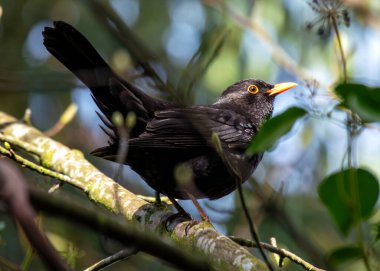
0,110,268,271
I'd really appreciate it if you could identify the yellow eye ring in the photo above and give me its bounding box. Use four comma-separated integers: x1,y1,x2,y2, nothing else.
247,85,259,94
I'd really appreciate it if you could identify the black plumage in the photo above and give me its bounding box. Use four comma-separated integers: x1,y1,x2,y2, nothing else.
42,21,296,205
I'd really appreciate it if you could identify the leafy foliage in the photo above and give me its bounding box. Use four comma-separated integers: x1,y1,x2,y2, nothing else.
246,107,307,155
318,168,379,235
335,83,380,122
328,245,363,266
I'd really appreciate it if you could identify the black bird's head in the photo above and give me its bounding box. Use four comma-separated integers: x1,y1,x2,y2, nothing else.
214,79,297,126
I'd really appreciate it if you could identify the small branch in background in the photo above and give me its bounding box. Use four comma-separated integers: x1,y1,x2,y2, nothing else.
84,247,138,271
22,108,32,125
0,160,72,271
230,236,326,271
48,182,63,193
112,111,135,183
0,255,21,271
306,0,350,83
45,103,78,137
249,178,327,267
28,188,212,271
0,133,43,155
0,143,72,184
203,0,318,85
269,237,282,267
21,243,34,271
235,180,273,271
331,17,347,82
89,0,179,100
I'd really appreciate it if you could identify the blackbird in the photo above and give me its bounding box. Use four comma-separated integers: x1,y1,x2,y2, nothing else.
42,21,296,217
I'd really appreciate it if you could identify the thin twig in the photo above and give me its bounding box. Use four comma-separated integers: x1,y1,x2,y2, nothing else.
0,144,71,183
235,180,274,271
89,0,179,100
0,255,21,271
84,247,138,271
330,16,373,271
22,108,32,125
203,0,318,85
0,133,43,155
45,103,78,137
330,17,347,82
211,133,274,271
230,236,326,271
249,177,327,266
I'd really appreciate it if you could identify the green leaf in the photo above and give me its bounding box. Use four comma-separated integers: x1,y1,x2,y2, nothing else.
318,168,380,235
373,222,380,242
335,83,380,122
328,246,363,266
246,107,307,155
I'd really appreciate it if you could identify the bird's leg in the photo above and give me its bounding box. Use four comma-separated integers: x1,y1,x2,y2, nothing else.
185,192,210,223
155,191,161,204
167,195,190,218
165,196,192,232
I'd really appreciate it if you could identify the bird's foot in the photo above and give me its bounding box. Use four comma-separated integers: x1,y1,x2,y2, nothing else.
165,211,191,232
184,219,202,235
185,192,213,226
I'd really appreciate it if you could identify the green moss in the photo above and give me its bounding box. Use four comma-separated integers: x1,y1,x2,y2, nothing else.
71,149,84,158
40,150,55,167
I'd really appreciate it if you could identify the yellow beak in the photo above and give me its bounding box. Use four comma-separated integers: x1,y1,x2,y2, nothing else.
266,82,297,96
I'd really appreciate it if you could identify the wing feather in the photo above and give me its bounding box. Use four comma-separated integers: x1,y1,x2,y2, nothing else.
128,106,257,150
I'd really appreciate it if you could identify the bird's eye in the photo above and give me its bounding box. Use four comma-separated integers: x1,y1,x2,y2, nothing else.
247,85,259,94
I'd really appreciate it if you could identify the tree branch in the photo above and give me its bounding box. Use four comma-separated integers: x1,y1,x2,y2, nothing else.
203,0,317,84
230,236,326,271
84,248,138,271
0,110,268,271
28,187,211,271
0,159,72,271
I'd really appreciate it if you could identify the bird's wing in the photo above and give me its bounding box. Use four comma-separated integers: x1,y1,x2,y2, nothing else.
128,106,257,149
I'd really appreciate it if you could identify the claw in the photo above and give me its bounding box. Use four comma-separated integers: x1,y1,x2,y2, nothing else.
185,219,201,235
165,211,191,232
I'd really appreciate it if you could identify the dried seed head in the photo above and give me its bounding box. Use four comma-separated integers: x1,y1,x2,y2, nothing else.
343,10,350,27
317,26,325,36
306,0,350,38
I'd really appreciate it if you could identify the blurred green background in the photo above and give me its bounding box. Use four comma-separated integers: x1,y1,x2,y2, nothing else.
1,0,380,270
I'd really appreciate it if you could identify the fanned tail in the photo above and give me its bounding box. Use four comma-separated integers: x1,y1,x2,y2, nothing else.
43,21,116,105
43,21,172,161
42,21,169,144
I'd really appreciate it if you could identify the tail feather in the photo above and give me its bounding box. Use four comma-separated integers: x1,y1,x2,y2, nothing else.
43,21,113,94
43,21,169,140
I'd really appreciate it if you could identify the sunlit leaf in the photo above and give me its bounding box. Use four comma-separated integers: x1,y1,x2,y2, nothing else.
246,107,307,155
328,246,363,266
318,168,380,235
335,83,380,122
